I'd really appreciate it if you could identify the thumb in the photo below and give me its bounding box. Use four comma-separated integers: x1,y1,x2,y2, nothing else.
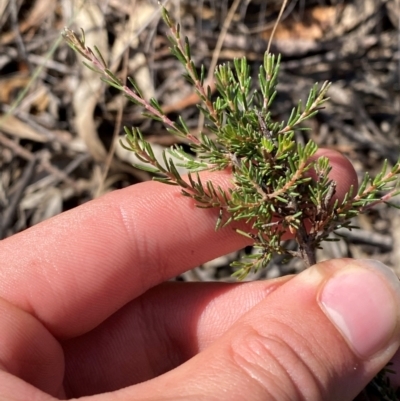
123,259,400,401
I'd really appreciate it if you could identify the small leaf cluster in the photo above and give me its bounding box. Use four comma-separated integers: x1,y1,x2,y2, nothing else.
63,6,400,280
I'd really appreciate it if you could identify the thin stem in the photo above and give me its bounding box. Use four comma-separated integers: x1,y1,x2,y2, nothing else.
168,25,220,126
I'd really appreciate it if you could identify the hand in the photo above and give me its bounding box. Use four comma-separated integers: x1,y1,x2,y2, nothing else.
0,149,399,401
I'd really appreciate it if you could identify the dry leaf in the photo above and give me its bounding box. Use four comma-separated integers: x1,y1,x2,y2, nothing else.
0,114,47,142
71,0,108,162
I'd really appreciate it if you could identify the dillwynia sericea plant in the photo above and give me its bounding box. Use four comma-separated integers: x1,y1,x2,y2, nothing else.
63,7,400,282
63,6,400,399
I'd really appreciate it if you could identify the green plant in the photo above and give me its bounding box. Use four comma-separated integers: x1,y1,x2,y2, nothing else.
63,5,400,399
62,10,400,280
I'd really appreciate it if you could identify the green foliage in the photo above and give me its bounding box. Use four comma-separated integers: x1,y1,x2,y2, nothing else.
63,7,400,281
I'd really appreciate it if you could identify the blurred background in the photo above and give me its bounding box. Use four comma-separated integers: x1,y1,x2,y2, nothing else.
1,0,400,281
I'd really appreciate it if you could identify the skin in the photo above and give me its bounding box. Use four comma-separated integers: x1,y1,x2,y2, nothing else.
0,149,398,401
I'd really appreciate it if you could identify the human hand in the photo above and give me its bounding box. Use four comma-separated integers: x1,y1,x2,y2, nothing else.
0,149,400,401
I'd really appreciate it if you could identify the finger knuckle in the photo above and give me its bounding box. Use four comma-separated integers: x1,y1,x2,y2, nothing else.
228,321,326,401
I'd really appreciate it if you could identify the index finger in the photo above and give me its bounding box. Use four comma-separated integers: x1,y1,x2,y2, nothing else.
0,149,357,338
0,171,248,338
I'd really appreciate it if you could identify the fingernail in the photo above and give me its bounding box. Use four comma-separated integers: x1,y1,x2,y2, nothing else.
319,260,400,358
